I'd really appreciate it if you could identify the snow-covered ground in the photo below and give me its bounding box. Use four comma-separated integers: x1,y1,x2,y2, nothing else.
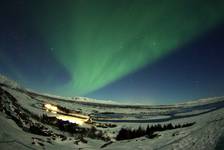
0,75,224,150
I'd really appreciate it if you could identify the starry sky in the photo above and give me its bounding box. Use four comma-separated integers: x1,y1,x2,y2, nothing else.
0,0,224,104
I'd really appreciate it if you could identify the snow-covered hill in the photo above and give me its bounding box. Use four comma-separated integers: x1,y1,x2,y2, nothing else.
0,75,21,89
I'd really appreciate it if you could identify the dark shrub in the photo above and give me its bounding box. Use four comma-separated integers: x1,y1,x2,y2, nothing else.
116,122,195,141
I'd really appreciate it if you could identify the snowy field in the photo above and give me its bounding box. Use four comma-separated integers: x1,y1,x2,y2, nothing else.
0,75,224,150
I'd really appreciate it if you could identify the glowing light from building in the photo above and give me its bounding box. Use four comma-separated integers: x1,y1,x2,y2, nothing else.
44,103,89,125
44,104,58,112
56,115,87,125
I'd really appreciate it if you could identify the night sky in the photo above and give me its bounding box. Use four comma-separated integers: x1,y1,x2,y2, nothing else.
0,0,224,104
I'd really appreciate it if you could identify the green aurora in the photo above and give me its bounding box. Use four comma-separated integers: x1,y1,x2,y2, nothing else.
32,0,224,96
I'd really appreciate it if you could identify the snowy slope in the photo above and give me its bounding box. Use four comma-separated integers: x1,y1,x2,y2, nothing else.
0,75,21,89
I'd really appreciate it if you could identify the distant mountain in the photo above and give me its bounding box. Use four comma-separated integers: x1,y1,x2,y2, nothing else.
0,74,223,106
0,74,117,105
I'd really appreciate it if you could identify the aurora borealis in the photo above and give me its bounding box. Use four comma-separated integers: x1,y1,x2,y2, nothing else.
0,0,224,104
